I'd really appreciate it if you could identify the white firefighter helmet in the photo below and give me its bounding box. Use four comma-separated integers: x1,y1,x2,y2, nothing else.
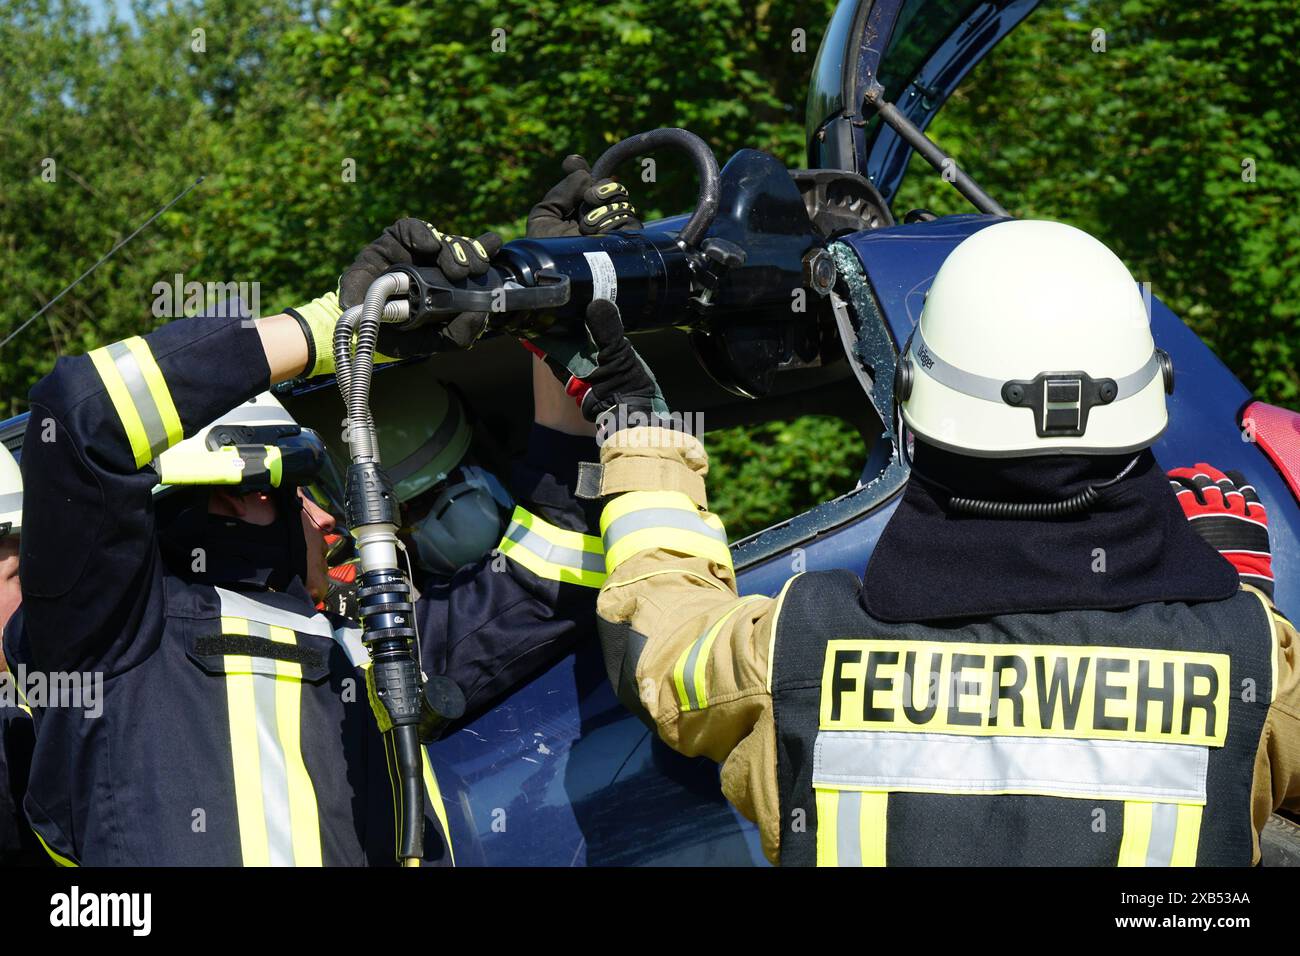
895,219,1172,457
152,392,338,507
0,444,21,536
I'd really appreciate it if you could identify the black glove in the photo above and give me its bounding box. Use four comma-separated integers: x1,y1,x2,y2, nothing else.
580,299,659,426
340,219,502,308
340,218,503,356
527,155,641,239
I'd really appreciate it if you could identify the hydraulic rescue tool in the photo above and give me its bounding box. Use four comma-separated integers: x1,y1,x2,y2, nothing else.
333,127,836,863
379,127,836,399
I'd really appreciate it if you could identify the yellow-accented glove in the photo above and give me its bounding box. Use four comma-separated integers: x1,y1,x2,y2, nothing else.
285,289,407,379
284,290,344,379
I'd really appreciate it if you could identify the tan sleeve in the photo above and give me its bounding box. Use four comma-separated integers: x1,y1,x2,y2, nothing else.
1250,590,1300,863
595,426,785,863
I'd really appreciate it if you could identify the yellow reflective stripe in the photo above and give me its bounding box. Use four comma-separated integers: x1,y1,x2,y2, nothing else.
671,642,689,710
498,506,606,588
605,527,732,573
815,788,839,866
1170,803,1202,866
511,506,601,552
604,567,732,593
265,445,283,487
860,791,888,867
765,574,803,693
421,750,456,866
672,596,765,711
157,446,246,485
222,615,325,866
1117,801,1152,866
11,677,32,717
1118,800,1202,866
89,345,153,468
269,623,322,867
601,490,731,574
34,829,78,867
225,656,270,866
121,336,182,448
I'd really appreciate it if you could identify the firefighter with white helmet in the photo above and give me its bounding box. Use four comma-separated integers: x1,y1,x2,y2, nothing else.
581,218,1300,865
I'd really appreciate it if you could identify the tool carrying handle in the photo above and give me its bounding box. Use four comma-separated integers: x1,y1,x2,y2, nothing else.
389,264,571,322
590,127,720,248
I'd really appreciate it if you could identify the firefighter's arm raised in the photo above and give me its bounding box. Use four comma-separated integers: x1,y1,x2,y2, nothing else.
593,424,785,863
19,313,307,676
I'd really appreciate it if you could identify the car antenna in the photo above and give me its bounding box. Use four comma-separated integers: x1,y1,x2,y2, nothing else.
0,175,207,350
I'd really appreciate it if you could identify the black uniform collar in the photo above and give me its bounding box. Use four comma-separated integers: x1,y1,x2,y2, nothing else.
862,442,1239,622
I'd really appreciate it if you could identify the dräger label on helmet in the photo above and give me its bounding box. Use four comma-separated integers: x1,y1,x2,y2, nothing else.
820,640,1229,746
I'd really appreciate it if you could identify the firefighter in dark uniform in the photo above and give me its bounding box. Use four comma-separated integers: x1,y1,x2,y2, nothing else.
8,160,639,866
583,219,1300,865
0,447,43,865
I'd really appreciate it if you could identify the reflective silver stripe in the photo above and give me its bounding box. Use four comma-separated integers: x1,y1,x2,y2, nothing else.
220,404,297,426
105,340,170,457
911,327,1161,403
680,635,706,710
1145,802,1179,866
503,521,605,573
227,616,297,866
813,731,1208,803
331,625,368,669
1114,352,1163,398
251,649,295,867
836,790,862,867
603,507,727,549
215,587,333,637
217,586,369,671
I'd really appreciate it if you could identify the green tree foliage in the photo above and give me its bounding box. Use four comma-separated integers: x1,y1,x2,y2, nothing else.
896,0,1300,403
0,0,1296,538
706,416,865,540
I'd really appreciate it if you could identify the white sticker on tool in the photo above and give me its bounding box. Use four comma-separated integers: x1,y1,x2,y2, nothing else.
583,251,618,303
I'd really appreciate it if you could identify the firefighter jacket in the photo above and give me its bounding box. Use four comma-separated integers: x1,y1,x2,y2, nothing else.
6,313,605,865
592,426,1300,866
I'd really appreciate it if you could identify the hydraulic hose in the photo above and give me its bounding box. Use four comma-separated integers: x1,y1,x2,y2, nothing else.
590,127,720,248
335,272,428,866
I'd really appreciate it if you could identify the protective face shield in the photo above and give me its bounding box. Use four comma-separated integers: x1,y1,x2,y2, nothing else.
893,219,1174,457
0,444,22,539
407,464,512,576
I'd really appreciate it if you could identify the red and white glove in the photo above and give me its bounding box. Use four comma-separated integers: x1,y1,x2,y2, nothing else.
518,339,593,411
1168,463,1274,599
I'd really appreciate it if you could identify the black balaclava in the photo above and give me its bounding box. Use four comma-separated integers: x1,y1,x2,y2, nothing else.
157,487,309,594
861,438,1240,622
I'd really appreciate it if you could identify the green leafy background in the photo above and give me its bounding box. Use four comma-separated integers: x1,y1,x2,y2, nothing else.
1,0,1296,537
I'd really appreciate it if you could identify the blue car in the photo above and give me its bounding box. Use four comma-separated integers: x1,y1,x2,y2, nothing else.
5,0,1297,866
